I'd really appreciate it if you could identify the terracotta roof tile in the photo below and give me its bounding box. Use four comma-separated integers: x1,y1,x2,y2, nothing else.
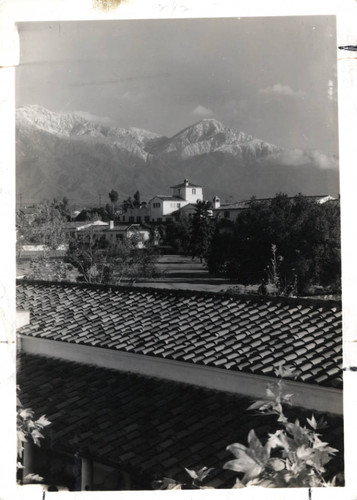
17,281,342,389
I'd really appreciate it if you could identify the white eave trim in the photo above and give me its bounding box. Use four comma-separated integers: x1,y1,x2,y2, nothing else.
18,335,343,415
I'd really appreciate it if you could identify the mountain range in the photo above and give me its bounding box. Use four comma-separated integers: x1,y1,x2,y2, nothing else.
16,105,339,206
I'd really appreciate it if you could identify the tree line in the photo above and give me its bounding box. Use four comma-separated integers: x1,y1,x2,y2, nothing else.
165,194,340,295
16,192,341,295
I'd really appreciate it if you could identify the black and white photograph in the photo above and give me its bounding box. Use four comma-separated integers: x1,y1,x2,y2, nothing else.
13,13,345,493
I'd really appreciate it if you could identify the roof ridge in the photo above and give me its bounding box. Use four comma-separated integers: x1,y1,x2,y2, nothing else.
16,278,342,309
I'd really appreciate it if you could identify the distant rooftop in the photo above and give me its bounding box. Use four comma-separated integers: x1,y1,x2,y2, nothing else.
215,195,338,211
151,196,185,202
170,178,202,189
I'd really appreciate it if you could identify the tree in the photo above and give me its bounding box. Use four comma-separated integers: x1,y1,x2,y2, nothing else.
16,201,68,258
123,196,133,211
108,189,119,204
133,190,141,207
66,229,159,284
189,201,215,262
165,216,192,254
207,194,340,295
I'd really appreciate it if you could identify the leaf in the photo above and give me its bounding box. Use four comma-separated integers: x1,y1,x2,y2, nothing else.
296,445,315,461
307,414,317,430
247,400,267,411
35,415,51,428
267,457,285,472
223,458,264,479
167,483,182,490
325,475,337,487
225,431,270,481
266,388,276,399
192,467,214,482
156,477,182,490
185,467,198,480
19,409,34,420
232,478,245,488
268,430,291,452
17,430,27,444
31,429,44,446
274,363,296,379
24,473,43,483
247,400,275,413
282,393,294,402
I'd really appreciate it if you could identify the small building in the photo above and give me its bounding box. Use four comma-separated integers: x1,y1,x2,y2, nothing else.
103,223,151,248
64,221,152,248
213,201,249,221
119,205,151,224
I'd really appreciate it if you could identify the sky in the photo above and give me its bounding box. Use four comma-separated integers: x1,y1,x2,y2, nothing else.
16,16,338,153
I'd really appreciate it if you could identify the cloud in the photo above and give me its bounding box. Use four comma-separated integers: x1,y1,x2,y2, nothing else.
72,111,113,124
192,105,214,117
259,83,304,97
268,149,338,170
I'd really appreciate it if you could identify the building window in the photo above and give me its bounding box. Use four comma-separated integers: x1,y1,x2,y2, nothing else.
144,216,150,223
129,216,135,223
177,203,181,208
122,216,125,222
136,216,142,223
192,189,196,195
153,202,161,208
157,218,162,222
224,211,230,218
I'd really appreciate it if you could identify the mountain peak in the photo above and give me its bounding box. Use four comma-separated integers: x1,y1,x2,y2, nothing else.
172,118,225,142
16,105,87,137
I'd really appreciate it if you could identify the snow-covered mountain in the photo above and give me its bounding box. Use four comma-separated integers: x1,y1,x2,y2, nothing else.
16,105,339,204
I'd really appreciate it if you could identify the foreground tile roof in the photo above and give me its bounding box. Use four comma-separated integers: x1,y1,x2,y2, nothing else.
17,353,344,489
16,281,343,389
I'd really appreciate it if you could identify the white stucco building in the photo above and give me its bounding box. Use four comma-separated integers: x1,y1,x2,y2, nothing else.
118,179,204,223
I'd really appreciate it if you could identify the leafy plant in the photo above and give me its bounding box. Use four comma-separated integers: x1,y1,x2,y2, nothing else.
154,467,215,490
156,363,339,489
223,364,338,487
17,387,51,484
264,244,298,296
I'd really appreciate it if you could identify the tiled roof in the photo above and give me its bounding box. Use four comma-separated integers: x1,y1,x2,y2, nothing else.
16,281,343,389
170,181,202,188
152,196,184,202
17,352,344,488
64,221,109,230
215,202,249,210
215,196,338,211
170,204,197,216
